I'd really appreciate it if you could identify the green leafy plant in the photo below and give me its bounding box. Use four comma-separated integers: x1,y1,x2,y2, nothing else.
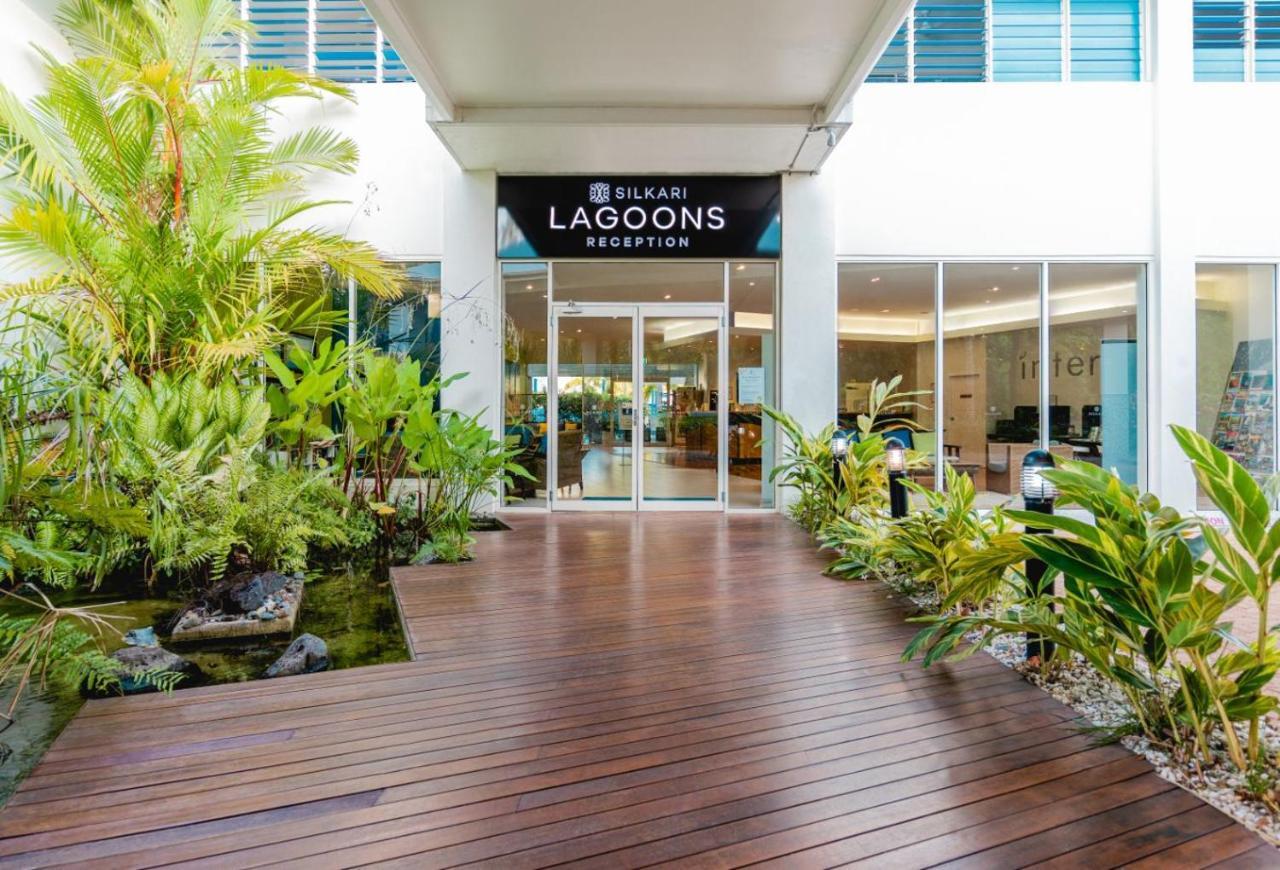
0,0,403,384
411,527,475,565
765,376,929,534
904,448,1279,775
264,337,350,465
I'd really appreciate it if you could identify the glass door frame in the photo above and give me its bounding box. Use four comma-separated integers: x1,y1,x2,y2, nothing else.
549,302,728,512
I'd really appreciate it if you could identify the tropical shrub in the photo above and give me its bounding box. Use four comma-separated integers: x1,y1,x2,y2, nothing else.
0,0,403,384
904,441,1280,777
264,337,349,465
766,376,929,533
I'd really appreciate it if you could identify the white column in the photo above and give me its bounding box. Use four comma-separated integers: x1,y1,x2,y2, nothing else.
1150,1,1197,509
779,172,838,505
441,167,500,438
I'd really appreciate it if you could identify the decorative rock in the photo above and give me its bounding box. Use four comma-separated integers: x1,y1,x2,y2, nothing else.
123,626,158,647
260,611,277,621
229,572,290,613
265,634,329,678
99,644,200,695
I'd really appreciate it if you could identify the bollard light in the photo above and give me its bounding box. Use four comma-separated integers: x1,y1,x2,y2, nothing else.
1021,449,1057,663
885,436,908,519
831,433,849,490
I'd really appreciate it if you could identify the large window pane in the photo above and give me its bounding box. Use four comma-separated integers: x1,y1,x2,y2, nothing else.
1196,264,1276,509
357,260,441,381
502,263,548,506
729,263,777,508
837,263,937,481
943,263,1041,507
1048,264,1143,486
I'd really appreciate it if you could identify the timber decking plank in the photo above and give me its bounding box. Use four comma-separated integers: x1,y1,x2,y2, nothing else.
0,512,1268,868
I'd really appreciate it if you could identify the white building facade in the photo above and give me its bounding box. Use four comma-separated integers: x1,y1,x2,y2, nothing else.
7,0,1280,515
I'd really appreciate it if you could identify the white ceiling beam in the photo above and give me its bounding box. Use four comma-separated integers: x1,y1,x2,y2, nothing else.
452,106,818,127
819,0,914,123
362,0,456,121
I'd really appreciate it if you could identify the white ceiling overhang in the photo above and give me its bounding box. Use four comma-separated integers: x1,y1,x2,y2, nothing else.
363,0,912,173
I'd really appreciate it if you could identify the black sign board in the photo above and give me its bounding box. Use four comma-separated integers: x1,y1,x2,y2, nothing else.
496,175,781,259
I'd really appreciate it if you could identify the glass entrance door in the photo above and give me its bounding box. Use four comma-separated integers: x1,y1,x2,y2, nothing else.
550,303,725,511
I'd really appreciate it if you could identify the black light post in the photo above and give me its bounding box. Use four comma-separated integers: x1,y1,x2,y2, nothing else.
831,433,849,489
885,437,908,519
1021,449,1058,663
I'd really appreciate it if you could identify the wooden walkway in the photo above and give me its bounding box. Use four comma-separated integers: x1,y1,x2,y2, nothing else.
0,512,1272,867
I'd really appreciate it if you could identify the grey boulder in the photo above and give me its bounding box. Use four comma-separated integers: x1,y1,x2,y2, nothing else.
99,644,200,695
265,633,329,678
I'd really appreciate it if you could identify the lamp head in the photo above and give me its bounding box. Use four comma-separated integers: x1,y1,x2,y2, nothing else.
884,436,906,474
1020,448,1058,506
830,433,849,459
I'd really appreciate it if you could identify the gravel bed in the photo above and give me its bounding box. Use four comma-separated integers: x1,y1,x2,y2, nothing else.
978,627,1280,846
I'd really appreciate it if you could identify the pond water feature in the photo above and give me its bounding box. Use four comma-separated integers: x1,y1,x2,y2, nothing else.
0,561,409,805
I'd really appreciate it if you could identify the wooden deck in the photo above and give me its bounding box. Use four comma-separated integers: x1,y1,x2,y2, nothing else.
0,512,1272,867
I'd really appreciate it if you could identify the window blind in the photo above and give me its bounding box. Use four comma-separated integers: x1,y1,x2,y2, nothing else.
1256,1,1280,79
992,0,1062,82
1070,0,1142,81
246,0,309,71
314,0,378,82
868,21,910,82
1194,1,1248,81
914,0,987,82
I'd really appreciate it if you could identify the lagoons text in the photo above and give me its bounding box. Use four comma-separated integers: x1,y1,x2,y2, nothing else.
548,204,727,250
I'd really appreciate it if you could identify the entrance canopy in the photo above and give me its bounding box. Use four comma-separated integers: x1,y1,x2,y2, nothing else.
363,0,912,173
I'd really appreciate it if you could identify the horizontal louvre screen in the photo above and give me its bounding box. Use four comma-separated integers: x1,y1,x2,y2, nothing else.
246,0,309,70
1257,1,1280,79
992,0,1062,81
1070,0,1141,80
914,0,987,82
381,36,414,82
868,21,910,81
1194,1,1247,80
315,0,378,82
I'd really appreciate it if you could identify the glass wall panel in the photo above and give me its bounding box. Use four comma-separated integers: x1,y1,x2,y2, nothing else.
642,314,719,502
942,263,1041,507
502,263,548,506
1196,264,1276,508
552,261,723,304
729,263,777,508
837,263,937,481
1047,264,1143,486
356,260,441,381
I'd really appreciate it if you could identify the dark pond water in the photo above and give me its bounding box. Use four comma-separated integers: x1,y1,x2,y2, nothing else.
0,562,409,805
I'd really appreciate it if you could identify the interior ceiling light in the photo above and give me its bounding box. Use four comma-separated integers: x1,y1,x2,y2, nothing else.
870,276,881,283
748,281,756,287
880,308,891,313
664,294,672,299
990,286,1000,292
1012,266,1021,271
735,264,745,271
526,284,533,290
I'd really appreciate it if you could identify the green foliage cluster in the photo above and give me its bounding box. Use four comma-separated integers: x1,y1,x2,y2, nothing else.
765,376,929,534
0,0,528,711
774,411,1280,787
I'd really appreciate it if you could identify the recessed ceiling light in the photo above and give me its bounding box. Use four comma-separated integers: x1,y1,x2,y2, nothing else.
1011,266,1021,271
526,284,533,290
735,264,745,271
576,328,582,333
985,300,992,304
880,308,891,313
870,276,881,283
990,286,1000,292
748,281,756,286
541,294,547,299
663,294,672,299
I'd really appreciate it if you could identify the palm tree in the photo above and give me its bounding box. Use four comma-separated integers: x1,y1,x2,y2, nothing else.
0,0,403,383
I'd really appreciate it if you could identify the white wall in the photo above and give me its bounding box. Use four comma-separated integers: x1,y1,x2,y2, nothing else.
274,84,448,258
2,1,67,101
830,83,1155,259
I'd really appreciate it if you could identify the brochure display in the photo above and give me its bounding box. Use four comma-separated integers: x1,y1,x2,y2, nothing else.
1210,339,1275,480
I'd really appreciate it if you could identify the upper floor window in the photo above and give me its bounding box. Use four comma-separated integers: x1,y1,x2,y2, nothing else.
234,0,414,83
867,0,1143,83
1194,0,1280,80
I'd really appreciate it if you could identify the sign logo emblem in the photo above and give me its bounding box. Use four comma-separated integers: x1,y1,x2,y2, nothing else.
587,182,610,205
